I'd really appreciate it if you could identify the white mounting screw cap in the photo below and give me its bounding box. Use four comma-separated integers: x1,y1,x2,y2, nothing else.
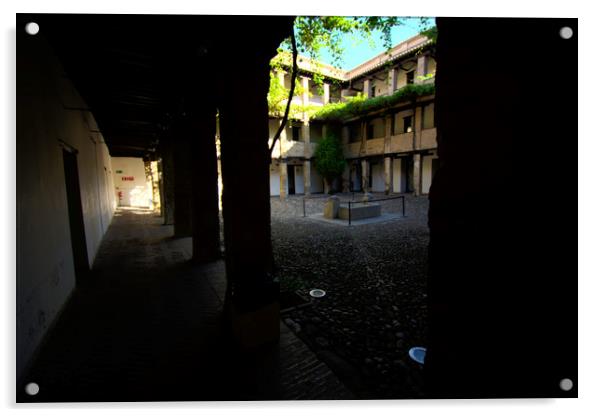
559,27,573,40
559,378,573,391
25,22,40,35
25,382,40,395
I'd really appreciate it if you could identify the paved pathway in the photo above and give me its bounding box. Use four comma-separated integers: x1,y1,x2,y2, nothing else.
19,207,351,402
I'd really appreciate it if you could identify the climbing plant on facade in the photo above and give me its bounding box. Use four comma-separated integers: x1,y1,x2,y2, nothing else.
312,82,436,121
314,131,346,193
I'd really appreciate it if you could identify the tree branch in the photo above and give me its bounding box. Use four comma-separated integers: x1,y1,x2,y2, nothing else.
269,27,298,157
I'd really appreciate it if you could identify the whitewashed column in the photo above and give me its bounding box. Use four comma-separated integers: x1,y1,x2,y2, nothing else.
363,78,371,97
384,156,392,195
413,153,422,196
323,82,330,104
361,159,369,192
416,55,428,82
304,160,311,196
279,162,287,199
388,68,398,94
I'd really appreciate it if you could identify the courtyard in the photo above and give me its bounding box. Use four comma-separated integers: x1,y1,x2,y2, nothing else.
272,193,430,398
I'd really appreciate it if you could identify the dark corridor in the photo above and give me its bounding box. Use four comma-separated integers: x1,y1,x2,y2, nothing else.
19,209,264,402
62,149,89,284
18,208,351,402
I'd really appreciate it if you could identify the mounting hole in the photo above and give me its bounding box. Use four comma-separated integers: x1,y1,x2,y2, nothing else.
559,26,573,40
25,22,40,35
559,378,573,391
25,382,39,396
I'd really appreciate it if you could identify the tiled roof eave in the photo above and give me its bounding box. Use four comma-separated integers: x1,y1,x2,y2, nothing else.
271,38,433,83
346,40,433,82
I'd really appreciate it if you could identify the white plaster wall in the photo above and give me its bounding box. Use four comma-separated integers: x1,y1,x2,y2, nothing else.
422,155,434,194
294,165,304,194
372,77,388,97
269,163,280,196
217,159,224,210
396,70,406,89
112,157,152,208
393,158,402,193
396,63,417,89
371,161,385,192
17,35,115,380
100,139,117,222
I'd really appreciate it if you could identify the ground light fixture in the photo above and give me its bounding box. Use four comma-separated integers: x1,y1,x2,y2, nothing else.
409,347,427,365
309,289,326,298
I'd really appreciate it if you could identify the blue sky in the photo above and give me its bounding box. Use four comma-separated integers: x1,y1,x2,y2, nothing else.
303,17,435,71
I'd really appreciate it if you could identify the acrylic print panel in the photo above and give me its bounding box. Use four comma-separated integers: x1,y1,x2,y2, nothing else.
16,14,577,402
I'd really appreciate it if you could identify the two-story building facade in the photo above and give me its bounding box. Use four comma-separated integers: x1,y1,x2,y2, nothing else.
267,56,346,197
269,33,438,197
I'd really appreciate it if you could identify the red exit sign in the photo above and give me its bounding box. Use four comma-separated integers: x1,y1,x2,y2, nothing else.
121,176,134,181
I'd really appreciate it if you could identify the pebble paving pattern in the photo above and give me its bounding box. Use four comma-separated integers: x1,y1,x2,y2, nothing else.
272,193,429,399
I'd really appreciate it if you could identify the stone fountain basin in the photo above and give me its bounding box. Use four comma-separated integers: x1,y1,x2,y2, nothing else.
338,203,381,220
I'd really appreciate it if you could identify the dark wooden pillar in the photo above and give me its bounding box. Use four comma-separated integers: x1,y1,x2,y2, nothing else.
218,50,278,348
160,138,175,225
172,119,194,237
157,157,165,219
426,17,576,398
188,104,221,263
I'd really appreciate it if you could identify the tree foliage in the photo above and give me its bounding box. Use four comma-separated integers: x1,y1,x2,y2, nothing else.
267,70,303,117
268,16,435,106
312,82,436,121
314,131,346,184
292,17,435,67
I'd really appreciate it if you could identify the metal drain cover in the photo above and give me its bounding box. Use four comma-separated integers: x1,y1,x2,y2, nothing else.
309,289,326,298
409,347,427,364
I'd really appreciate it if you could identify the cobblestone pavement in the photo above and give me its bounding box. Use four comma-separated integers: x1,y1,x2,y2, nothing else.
19,207,350,402
272,193,430,399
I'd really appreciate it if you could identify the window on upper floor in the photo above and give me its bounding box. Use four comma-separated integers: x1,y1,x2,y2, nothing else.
403,116,413,133
406,70,415,85
367,118,385,139
348,122,361,143
370,85,376,98
393,110,413,135
292,125,301,141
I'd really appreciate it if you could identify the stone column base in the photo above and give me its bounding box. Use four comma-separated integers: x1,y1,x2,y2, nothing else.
229,301,280,349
